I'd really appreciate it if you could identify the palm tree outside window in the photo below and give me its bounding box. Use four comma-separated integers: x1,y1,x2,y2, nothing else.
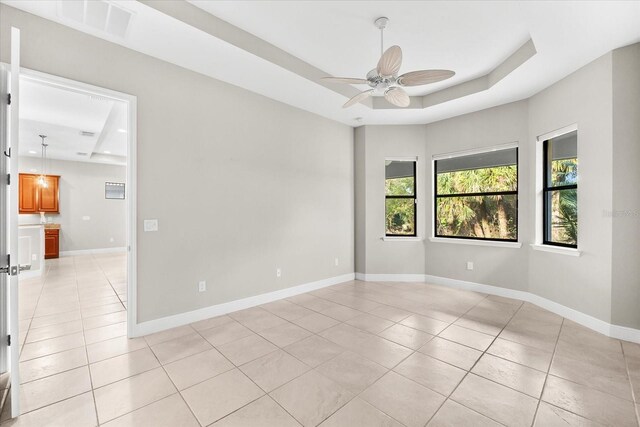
543,131,578,247
434,147,518,241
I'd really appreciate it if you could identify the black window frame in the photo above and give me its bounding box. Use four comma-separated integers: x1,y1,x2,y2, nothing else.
542,138,577,248
385,160,417,237
434,147,519,242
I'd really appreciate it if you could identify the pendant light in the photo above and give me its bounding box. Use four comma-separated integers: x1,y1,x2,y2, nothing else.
38,134,48,188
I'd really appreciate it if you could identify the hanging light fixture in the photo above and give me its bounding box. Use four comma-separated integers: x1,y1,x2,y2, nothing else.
38,134,48,188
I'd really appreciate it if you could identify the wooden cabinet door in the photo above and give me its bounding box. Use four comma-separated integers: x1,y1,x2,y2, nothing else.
44,230,59,259
19,173,38,213
39,175,59,213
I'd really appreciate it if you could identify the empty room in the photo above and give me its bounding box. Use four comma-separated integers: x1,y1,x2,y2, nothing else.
0,1,639,426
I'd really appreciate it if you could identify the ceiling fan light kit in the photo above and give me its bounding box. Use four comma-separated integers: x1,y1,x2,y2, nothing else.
323,17,455,109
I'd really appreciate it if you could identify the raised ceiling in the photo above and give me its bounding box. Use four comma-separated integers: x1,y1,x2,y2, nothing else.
4,0,640,126
19,77,127,165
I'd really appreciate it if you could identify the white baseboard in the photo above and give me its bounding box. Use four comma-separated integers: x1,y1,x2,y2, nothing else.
60,247,127,257
357,272,640,344
355,273,427,282
131,273,355,337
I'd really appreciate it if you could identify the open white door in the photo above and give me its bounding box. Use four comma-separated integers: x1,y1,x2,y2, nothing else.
0,44,9,418
2,26,21,419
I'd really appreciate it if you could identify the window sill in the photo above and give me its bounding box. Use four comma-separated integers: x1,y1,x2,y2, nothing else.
530,244,581,257
382,236,423,242
428,237,522,248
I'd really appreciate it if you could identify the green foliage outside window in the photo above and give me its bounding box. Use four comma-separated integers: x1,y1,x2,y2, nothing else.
385,176,415,236
436,165,517,240
548,158,578,245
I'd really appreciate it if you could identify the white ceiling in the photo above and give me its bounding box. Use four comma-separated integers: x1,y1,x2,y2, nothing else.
190,1,534,98
4,1,640,126
19,77,127,165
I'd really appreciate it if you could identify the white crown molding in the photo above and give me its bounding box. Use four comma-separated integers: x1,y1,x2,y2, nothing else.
131,273,355,337
142,1,536,112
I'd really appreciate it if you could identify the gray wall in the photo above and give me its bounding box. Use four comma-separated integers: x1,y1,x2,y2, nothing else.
611,44,640,328
354,127,367,274
355,125,427,275
424,101,530,292
355,46,640,328
1,5,354,323
18,157,126,252
527,52,614,323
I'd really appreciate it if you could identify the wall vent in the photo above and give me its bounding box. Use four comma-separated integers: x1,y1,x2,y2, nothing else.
76,152,89,156
58,0,134,39
80,131,96,137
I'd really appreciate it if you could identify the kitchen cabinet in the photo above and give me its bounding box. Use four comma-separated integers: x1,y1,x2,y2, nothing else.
44,228,59,259
19,173,60,214
19,174,39,213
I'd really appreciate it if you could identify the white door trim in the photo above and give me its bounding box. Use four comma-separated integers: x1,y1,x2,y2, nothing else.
12,66,138,338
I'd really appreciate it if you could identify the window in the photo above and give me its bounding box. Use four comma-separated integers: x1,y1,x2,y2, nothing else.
385,160,416,236
434,146,518,241
543,131,577,247
105,182,125,199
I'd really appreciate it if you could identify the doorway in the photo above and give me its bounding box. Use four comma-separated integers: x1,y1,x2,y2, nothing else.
1,63,137,419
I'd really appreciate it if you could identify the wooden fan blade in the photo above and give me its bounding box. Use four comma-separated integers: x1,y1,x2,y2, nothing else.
397,69,455,86
377,45,402,77
343,89,374,108
384,87,410,107
322,77,369,84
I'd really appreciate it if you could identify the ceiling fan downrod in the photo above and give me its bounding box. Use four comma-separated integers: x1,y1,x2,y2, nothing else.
375,17,389,57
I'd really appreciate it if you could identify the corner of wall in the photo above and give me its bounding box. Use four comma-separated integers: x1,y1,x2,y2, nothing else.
610,42,640,329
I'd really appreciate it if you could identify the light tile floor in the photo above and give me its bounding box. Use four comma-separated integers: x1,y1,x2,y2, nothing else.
1,257,640,426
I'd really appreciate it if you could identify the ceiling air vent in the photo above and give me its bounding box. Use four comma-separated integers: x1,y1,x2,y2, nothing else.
80,131,96,137
76,152,89,156
58,0,134,39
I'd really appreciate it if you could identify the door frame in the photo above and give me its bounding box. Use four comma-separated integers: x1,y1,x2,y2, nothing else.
0,60,9,389
11,66,139,337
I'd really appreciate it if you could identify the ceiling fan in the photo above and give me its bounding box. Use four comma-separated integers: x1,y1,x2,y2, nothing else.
323,17,455,108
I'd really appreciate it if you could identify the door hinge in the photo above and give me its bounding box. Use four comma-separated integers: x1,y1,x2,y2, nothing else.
7,93,10,105
7,335,10,346
7,173,10,185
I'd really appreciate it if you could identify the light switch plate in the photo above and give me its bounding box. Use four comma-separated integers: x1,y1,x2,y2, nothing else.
144,219,158,232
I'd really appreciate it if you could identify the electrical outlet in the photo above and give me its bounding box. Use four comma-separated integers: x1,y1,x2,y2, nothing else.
198,281,206,292
109,237,114,243
143,219,158,232
466,261,474,271
276,268,282,278
334,257,339,266
31,254,37,261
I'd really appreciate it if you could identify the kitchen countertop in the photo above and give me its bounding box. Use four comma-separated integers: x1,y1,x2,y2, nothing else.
19,223,60,229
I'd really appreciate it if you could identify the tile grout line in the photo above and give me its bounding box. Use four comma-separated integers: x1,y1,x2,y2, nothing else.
293,289,499,427
529,316,564,427
12,257,95,420
91,252,127,309
11,276,636,426
13,255,126,422
74,256,103,427
421,298,526,427
620,341,640,426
